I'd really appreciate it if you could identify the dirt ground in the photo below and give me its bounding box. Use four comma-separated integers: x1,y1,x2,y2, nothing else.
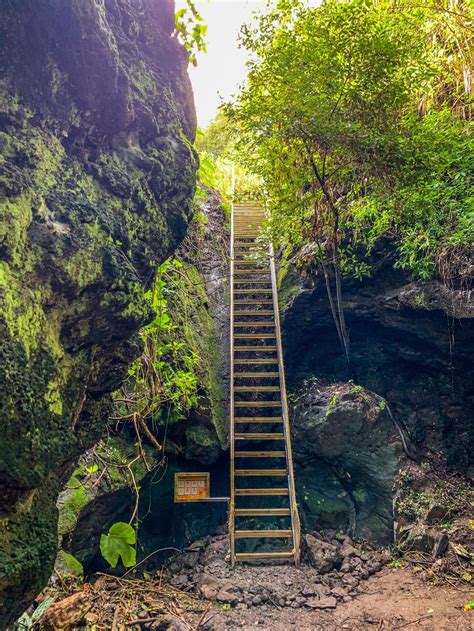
206,567,473,630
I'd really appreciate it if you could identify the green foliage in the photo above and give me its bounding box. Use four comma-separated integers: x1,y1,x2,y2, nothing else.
225,0,473,283
100,522,137,569
175,1,207,65
117,259,200,426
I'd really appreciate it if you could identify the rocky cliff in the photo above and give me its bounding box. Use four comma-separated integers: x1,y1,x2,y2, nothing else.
0,0,196,625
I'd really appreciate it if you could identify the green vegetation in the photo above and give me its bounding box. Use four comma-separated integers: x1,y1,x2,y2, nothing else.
175,0,208,65
217,0,472,364
100,522,137,569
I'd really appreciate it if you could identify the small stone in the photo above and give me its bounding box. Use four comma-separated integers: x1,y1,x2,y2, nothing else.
432,533,449,558
318,596,337,609
331,587,347,599
216,583,242,605
284,579,293,586
251,595,262,606
197,573,220,600
342,573,359,588
304,534,341,574
343,595,352,603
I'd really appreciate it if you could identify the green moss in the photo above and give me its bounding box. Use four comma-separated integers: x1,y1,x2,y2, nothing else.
44,380,63,416
0,195,32,262
55,550,84,577
57,483,90,537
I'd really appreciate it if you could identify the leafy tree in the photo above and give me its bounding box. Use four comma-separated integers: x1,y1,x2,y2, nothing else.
225,0,473,369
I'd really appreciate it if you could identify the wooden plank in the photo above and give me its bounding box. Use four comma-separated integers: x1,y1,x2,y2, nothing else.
234,323,275,327
235,416,283,422
234,372,279,377
235,432,285,439
234,450,286,457
234,401,281,407
235,469,287,476
234,488,289,496
235,508,290,516
234,357,278,366
235,529,292,538
235,551,294,560
233,347,278,352
234,386,280,392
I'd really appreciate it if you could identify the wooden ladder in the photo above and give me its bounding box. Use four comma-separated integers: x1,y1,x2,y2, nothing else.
229,199,301,566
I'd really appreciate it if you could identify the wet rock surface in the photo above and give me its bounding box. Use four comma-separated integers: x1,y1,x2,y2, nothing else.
280,249,474,473
0,0,196,625
292,382,399,544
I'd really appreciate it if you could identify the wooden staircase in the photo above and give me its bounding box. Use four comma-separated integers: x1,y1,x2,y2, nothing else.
229,200,301,566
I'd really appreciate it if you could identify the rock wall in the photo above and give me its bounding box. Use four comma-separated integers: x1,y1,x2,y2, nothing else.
280,248,473,472
59,189,230,572
0,0,196,625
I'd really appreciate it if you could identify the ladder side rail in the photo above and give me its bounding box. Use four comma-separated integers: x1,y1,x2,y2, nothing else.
229,203,236,567
269,241,301,564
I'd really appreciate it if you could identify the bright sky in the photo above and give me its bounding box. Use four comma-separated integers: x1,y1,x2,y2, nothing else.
176,0,264,127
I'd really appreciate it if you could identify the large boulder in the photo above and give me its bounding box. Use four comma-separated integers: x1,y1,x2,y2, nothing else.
292,382,400,543
0,0,196,625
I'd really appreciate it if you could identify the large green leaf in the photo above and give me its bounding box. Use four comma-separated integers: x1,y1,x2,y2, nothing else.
100,522,137,568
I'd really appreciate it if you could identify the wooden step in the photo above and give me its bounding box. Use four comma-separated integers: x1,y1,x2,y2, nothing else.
234,401,281,407
235,451,286,457
235,469,287,476
234,488,289,496
234,334,276,339
234,280,271,285
234,357,278,366
235,551,295,561
234,261,266,266
234,386,280,392
235,432,285,440
233,270,270,275
234,311,274,316
234,323,275,328
234,298,273,305
235,416,283,422
235,508,291,517
234,372,279,377
234,289,272,294
235,529,292,538
233,348,277,353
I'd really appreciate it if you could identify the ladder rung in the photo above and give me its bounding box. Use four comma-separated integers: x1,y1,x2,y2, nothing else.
234,311,274,316
234,358,278,363
234,401,281,407
235,372,279,377
235,551,295,561
235,300,273,305
234,334,276,339
235,433,285,439
234,488,289,496
234,323,275,327
235,469,287,476
234,289,272,294
235,386,280,392
235,529,292,538
233,270,270,275
235,451,286,457
234,344,277,354
235,508,291,516
234,280,271,285
235,416,283,422
234,261,266,266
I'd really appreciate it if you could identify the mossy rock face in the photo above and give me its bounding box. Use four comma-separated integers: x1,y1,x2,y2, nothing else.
0,0,196,625
292,382,400,544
